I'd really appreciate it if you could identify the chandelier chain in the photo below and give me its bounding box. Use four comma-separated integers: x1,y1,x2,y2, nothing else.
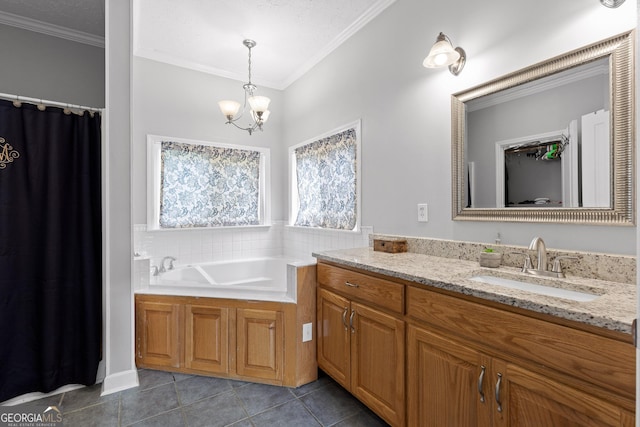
247,45,252,89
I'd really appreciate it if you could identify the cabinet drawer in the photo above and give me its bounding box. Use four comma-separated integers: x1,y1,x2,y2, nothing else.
318,263,404,314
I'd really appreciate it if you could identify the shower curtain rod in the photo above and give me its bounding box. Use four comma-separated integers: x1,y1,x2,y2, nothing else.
0,92,102,113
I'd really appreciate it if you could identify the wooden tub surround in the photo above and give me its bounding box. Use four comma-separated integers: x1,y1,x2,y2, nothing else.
135,265,317,388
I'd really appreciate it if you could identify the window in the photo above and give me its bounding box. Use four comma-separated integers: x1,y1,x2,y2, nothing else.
289,121,361,231
147,135,270,229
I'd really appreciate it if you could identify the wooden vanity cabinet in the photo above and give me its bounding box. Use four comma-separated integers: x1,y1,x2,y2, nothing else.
406,285,636,427
407,324,491,426
317,263,405,427
407,324,634,427
316,260,634,427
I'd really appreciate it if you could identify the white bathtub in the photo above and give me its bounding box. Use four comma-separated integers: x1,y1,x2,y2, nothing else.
141,256,315,302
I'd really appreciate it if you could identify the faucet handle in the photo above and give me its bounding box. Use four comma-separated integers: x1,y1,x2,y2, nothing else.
510,251,533,272
551,256,579,276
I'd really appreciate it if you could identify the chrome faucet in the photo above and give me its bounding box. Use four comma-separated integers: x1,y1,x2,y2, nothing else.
159,256,177,273
520,237,576,278
528,237,548,272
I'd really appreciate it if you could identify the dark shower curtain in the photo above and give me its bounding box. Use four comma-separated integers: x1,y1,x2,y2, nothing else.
0,99,102,402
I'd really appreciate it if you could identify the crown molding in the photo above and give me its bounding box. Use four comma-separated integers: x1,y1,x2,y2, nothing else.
133,0,396,90
280,0,396,89
0,10,104,48
466,59,608,112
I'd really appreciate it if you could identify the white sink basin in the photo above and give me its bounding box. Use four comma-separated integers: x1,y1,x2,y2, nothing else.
470,275,599,302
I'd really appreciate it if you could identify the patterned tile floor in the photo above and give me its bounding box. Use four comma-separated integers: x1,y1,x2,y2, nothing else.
22,369,389,426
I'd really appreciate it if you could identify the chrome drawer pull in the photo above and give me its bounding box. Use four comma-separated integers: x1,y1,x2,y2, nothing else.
478,365,486,403
342,307,348,331
495,373,503,413
345,281,359,288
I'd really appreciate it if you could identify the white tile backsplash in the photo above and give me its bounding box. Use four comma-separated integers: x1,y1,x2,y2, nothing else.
133,221,368,269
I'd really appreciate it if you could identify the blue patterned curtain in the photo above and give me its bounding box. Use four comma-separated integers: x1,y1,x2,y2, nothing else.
160,141,261,227
294,128,357,230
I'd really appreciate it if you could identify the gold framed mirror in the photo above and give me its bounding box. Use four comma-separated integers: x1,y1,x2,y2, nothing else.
452,31,634,225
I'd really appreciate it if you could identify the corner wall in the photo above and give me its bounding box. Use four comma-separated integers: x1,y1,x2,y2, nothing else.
101,0,137,395
283,0,637,254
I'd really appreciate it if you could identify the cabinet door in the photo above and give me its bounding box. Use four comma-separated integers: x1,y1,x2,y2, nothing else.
136,299,180,368
317,288,351,389
496,360,634,427
351,302,405,427
407,324,490,427
236,308,283,381
184,304,229,374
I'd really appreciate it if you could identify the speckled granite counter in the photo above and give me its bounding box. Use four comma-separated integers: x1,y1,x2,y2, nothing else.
313,247,636,335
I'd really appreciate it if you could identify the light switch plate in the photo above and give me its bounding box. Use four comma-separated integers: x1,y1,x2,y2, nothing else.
302,323,313,342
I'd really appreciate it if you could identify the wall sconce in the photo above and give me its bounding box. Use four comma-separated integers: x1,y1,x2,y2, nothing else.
423,32,466,76
599,0,625,7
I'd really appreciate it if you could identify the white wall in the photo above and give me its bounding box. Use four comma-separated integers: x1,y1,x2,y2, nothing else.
131,1,635,254
101,0,137,395
0,24,105,107
283,0,636,254
132,57,285,224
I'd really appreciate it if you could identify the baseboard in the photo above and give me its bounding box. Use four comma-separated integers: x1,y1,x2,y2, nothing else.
100,369,139,396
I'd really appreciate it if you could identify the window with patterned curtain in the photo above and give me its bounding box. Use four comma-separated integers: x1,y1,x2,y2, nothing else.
291,122,360,231
147,136,270,229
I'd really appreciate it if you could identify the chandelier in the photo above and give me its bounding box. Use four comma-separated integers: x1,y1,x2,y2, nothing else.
218,39,271,135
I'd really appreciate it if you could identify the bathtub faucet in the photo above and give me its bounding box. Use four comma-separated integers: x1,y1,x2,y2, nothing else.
159,256,177,273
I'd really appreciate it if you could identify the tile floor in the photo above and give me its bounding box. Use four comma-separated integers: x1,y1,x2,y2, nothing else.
21,369,390,426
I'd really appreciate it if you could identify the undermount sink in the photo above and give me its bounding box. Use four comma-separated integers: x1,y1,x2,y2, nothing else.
469,275,600,302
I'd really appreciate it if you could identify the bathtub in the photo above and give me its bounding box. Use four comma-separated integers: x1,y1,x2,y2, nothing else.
140,256,315,302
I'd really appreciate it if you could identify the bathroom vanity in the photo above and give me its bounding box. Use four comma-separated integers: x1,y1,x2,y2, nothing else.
314,247,635,427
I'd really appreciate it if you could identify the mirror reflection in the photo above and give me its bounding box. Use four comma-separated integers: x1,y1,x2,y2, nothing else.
466,58,609,209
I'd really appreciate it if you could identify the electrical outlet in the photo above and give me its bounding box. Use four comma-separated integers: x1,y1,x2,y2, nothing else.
302,323,313,342
417,204,428,222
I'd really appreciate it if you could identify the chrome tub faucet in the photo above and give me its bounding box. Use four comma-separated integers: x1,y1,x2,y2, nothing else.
159,256,177,273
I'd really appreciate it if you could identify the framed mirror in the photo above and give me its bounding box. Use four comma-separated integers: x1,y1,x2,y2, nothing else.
452,31,634,225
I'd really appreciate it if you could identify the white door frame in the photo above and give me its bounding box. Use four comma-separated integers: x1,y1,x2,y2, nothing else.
494,129,566,208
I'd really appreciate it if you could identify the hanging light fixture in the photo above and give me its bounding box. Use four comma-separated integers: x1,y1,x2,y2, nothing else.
218,39,271,135
599,0,625,7
423,32,466,76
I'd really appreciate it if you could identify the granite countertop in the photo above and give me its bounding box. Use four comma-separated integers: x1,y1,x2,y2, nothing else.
313,247,636,335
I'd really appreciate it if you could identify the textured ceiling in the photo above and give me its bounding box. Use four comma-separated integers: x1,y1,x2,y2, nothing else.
134,0,395,89
0,0,395,90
